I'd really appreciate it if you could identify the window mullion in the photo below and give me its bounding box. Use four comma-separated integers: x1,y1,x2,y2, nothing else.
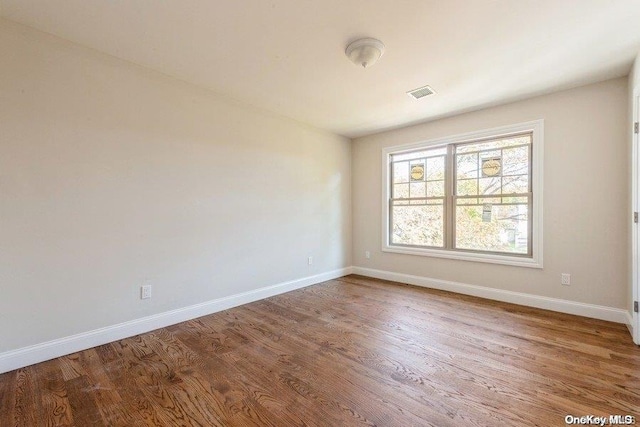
445,144,455,250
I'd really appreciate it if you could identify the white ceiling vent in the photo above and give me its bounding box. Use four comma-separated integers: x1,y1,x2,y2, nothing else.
407,85,436,100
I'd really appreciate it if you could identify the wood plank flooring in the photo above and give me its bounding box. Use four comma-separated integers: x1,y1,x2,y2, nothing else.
1,275,639,426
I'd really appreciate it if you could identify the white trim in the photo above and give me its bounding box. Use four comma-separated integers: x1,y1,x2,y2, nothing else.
352,266,628,324
633,89,640,344
382,246,541,268
0,267,352,374
627,311,634,337
381,120,544,269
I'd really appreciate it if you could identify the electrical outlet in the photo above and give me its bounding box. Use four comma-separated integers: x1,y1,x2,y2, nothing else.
308,256,313,265
141,284,152,299
365,251,371,259
561,273,571,286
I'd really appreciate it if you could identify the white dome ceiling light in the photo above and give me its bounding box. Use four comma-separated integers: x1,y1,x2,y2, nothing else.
345,38,385,68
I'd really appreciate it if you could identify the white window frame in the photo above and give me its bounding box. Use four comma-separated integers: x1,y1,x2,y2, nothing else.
381,120,544,268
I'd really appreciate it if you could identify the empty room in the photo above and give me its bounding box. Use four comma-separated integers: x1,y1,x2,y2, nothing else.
1,1,640,426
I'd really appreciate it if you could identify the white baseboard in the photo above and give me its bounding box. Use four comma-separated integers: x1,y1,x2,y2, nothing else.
0,267,352,374
627,312,635,337
2,265,630,374
352,266,629,324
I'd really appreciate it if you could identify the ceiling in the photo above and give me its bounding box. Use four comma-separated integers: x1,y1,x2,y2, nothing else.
2,0,640,138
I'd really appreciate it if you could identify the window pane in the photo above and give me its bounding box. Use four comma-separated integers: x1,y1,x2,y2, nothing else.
455,203,529,254
456,153,478,179
410,182,426,197
427,180,444,197
479,177,501,195
457,179,477,196
503,146,529,176
393,183,409,198
426,156,445,180
502,175,529,194
409,161,425,182
392,203,444,247
393,162,409,183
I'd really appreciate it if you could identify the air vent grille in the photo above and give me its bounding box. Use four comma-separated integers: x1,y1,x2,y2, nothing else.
407,85,436,100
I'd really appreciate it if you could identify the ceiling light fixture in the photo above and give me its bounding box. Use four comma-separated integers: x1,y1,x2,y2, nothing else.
345,38,385,68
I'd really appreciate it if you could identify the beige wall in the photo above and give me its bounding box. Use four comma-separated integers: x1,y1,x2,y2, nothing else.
630,53,640,89
0,20,351,353
353,78,628,309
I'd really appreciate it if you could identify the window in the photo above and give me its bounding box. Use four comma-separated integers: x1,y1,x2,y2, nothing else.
382,120,543,268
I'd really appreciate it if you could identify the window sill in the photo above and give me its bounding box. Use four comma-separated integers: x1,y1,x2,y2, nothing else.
382,245,543,269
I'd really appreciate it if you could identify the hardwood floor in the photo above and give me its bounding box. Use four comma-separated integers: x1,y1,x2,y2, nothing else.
1,275,639,426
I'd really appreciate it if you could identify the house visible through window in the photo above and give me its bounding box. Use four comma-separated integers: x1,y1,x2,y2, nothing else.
383,121,543,268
